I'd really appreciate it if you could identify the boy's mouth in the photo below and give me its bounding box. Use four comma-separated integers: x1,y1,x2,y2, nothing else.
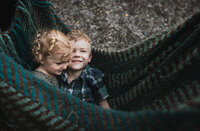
71,59,82,62
71,60,82,63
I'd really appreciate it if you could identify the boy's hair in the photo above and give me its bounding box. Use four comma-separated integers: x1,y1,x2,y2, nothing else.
66,30,91,45
32,29,71,64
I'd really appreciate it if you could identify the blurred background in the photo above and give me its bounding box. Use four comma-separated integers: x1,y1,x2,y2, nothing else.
42,0,199,49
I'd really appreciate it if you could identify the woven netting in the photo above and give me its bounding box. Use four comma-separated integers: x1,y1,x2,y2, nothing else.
0,0,199,130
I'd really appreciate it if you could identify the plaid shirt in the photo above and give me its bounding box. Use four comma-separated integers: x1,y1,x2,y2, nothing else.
58,65,109,104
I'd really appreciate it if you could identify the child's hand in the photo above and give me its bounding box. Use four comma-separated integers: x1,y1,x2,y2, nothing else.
99,100,110,109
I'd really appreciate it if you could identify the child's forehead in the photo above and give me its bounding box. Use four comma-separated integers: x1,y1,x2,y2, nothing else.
71,39,90,45
49,53,70,60
49,53,64,58
71,40,91,50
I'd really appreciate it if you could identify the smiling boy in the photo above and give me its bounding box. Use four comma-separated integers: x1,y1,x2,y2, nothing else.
59,30,110,109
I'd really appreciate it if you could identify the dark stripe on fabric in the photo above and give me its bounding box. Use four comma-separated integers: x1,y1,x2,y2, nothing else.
79,100,85,128
132,113,145,131
121,50,125,61
168,93,176,107
151,113,169,130
125,49,130,61
26,103,42,115
50,118,66,130
10,61,17,90
124,113,137,130
39,113,58,126
17,67,24,94
102,109,109,131
191,83,198,97
26,73,32,98
141,44,144,55
150,104,155,110
142,113,155,130
108,112,116,131
71,97,78,120
115,114,124,130
162,98,170,110
116,52,120,62
55,89,62,116
146,41,150,51
41,84,47,110
130,47,134,59
135,45,139,57
155,101,162,110
33,80,40,104
152,38,156,48
182,86,190,101
93,106,101,130
48,88,55,112
1,56,8,83
175,90,184,104
157,35,162,45
87,104,95,130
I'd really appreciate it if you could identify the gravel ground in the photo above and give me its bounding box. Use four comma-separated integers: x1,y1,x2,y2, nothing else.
48,0,200,50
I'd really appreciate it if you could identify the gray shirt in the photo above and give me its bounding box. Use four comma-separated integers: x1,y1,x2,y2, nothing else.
32,70,59,87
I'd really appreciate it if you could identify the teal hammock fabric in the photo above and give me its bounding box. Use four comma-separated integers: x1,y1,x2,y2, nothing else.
0,0,200,130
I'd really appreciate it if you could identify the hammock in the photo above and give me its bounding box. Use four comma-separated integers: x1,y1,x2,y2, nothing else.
0,0,199,130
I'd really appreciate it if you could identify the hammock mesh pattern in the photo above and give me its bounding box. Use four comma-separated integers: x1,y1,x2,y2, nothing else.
0,0,200,130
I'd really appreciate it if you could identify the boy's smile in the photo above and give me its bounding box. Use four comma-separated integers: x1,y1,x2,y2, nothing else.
71,59,82,62
68,39,92,71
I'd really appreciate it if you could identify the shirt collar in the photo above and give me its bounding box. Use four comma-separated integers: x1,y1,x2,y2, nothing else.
79,67,88,79
61,65,89,82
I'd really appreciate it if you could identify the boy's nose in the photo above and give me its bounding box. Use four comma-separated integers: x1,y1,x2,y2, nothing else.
74,51,81,56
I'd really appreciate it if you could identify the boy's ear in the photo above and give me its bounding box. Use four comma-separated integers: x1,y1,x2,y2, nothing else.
88,53,93,63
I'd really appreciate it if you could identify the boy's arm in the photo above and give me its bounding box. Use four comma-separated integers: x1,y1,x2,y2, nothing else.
99,100,110,109
88,67,110,109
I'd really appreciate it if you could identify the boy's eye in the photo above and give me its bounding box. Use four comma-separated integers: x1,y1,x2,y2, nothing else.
56,62,62,65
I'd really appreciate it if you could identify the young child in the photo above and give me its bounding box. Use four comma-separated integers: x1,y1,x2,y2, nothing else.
32,29,72,87
59,30,110,109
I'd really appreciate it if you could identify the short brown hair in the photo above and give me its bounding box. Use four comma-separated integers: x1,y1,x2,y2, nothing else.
66,30,91,44
32,29,71,64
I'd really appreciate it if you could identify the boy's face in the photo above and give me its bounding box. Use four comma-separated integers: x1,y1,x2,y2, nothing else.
41,53,70,77
68,39,92,71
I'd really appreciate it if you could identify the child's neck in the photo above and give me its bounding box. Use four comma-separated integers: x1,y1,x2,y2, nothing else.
36,66,55,78
67,70,83,84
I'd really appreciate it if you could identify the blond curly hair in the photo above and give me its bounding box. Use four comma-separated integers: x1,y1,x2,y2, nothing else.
32,29,71,64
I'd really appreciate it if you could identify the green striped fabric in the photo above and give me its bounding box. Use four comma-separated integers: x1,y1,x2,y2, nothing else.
0,0,199,130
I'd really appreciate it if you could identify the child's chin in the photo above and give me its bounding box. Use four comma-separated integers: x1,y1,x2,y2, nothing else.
70,67,83,71
56,72,62,75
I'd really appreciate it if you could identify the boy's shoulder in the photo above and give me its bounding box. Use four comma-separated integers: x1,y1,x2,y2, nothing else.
85,65,104,78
